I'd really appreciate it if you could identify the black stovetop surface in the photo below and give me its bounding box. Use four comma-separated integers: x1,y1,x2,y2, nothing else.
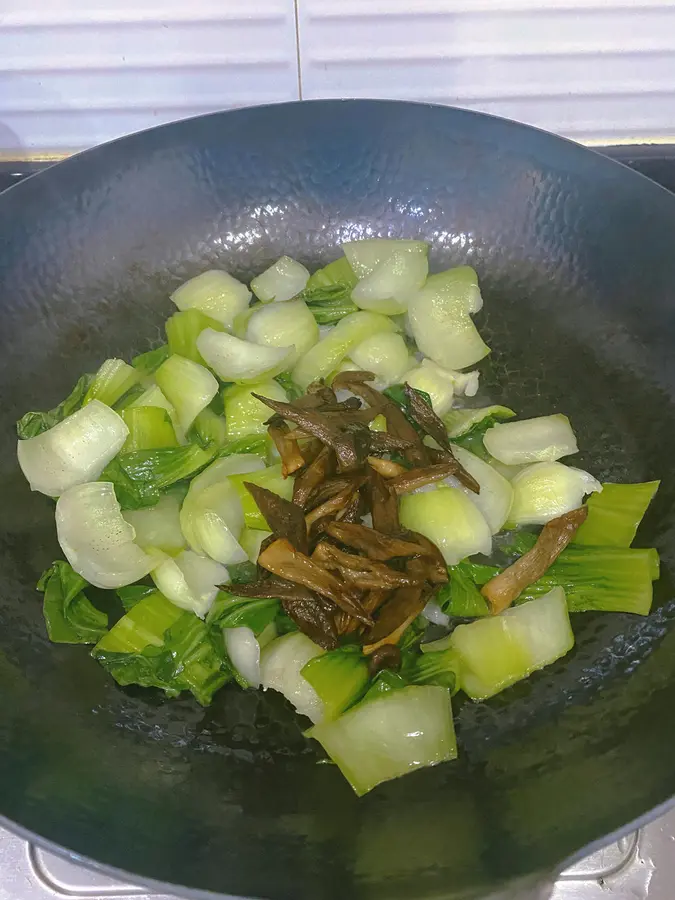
1,145,675,195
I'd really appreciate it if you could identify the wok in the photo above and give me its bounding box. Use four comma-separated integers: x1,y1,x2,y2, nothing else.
1,100,675,900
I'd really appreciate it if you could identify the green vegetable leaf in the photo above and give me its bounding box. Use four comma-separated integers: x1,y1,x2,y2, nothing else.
227,561,258,585
518,545,658,615
100,443,216,510
275,372,303,400
131,343,170,375
207,592,279,634
37,561,108,644
93,591,231,705
300,257,360,324
301,646,370,719
217,434,270,459
362,670,407,703
435,561,496,618
408,648,460,693
16,374,93,439
84,359,141,408
116,584,156,612
574,481,660,548
189,409,228,449
450,415,513,460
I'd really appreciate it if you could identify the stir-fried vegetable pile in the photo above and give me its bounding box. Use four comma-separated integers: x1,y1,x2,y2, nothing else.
16,239,661,796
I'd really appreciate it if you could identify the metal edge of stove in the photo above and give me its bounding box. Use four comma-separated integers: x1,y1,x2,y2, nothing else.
1,142,675,900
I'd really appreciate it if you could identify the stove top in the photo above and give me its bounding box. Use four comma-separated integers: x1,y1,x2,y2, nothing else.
1,143,675,900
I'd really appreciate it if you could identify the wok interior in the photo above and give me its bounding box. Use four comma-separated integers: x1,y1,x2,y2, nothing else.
1,101,675,900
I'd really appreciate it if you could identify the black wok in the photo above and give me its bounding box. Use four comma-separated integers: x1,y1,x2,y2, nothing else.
1,100,675,900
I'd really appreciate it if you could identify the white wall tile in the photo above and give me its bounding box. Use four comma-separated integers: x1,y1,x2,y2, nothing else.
297,0,675,142
0,0,299,154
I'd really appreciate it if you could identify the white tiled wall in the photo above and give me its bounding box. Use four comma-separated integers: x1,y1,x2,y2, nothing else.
1,0,675,155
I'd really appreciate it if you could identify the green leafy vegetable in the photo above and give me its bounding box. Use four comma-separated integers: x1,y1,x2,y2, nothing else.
100,443,216,510
275,372,303,400
435,562,495,617
520,545,659,615
131,343,170,375
121,406,178,452
84,359,141,408
227,561,258,585
217,434,270,459
363,670,407,702
407,648,460,692
93,591,231,705
116,584,156,612
443,405,516,438
165,309,225,364
300,257,359,324
449,415,505,460
16,374,92,439
37,561,108,644
189,408,229,449
207,592,279,633
574,481,660,548
301,646,370,720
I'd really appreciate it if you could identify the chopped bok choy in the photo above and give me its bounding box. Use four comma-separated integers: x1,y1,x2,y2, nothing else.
17,236,663,798
250,256,310,303
308,685,457,796
451,587,574,700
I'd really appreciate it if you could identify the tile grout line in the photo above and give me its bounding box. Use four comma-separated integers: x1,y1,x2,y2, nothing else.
293,0,303,100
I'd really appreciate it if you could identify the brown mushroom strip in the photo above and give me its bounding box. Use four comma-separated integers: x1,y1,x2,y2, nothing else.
293,446,336,508
368,432,415,453
258,538,372,625
368,643,402,676
333,371,429,466
425,446,481,494
388,462,459,495
313,542,423,590
267,422,306,477
335,488,365,524
407,532,449,584
304,484,357,531
255,392,374,470
243,483,309,555
324,521,426,561
337,588,391,635
366,456,408,478
481,506,589,614
362,581,427,653
281,596,338,650
305,474,366,511
368,464,400,535
403,383,453,450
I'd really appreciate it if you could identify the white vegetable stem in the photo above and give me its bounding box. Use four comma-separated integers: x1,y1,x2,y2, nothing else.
508,461,602,526
56,482,158,588
196,328,291,382
350,246,429,315
399,485,492,565
155,354,218,432
123,490,186,555
407,268,490,370
349,332,412,386
450,444,513,534
451,587,574,700
483,414,578,465
180,454,262,564
293,310,397,390
17,400,128,497
152,549,228,618
259,632,325,723
250,256,310,303
171,270,251,329
245,299,319,367
224,626,261,688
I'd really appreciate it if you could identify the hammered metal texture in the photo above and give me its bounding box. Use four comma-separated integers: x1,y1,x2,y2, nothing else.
1,101,675,900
